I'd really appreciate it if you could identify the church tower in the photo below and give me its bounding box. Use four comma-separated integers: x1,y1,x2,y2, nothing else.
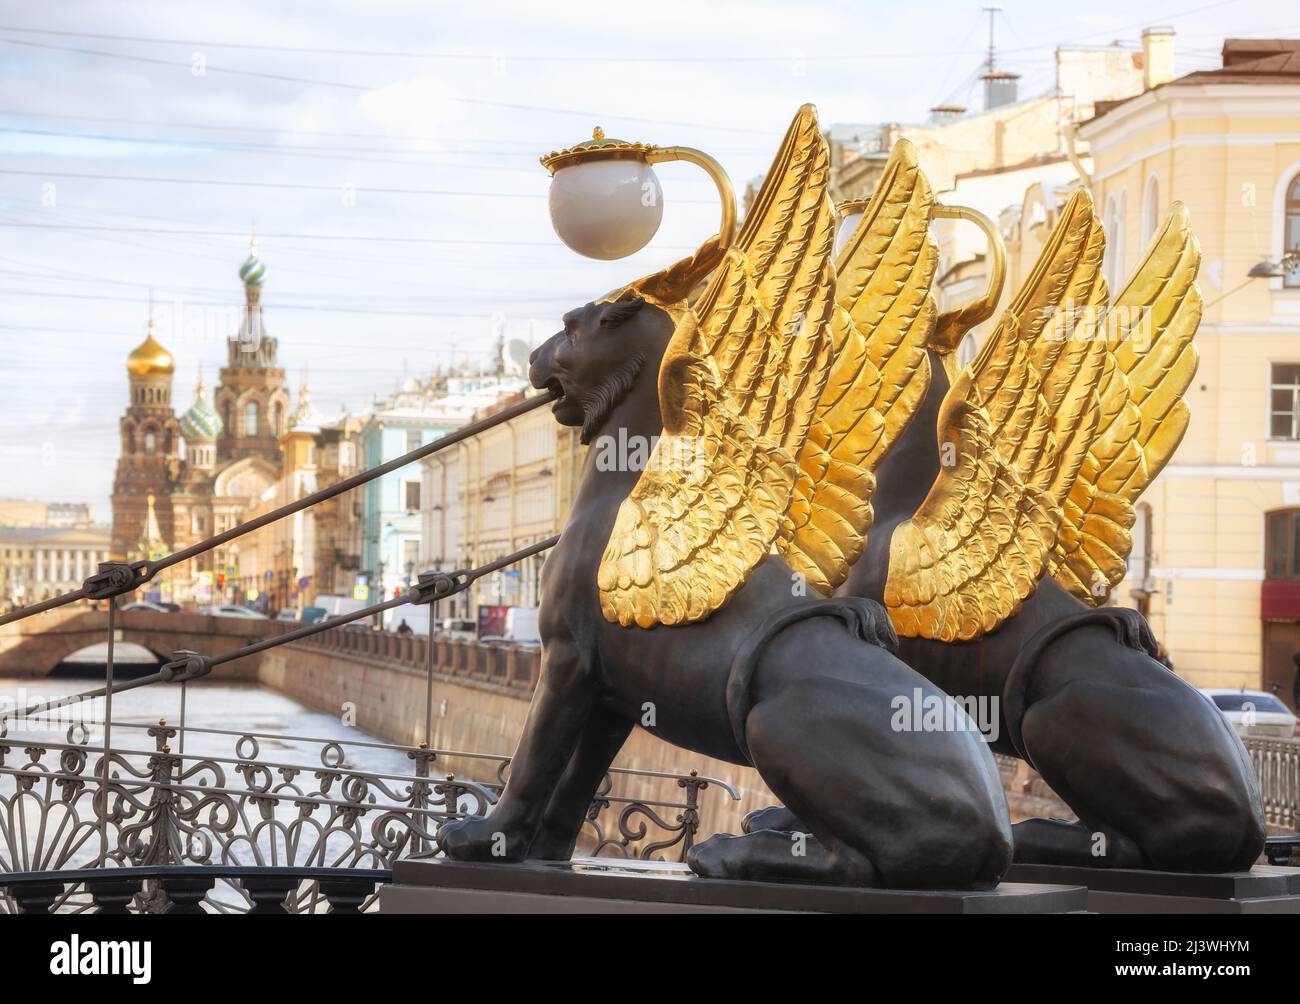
111,319,181,559
215,241,290,468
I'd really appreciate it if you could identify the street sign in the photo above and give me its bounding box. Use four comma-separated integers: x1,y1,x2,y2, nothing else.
197,571,213,586
353,584,369,601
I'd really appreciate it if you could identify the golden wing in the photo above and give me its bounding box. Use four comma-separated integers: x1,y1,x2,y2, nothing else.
598,105,836,628
1050,202,1201,602
780,139,937,594
884,189,1108,641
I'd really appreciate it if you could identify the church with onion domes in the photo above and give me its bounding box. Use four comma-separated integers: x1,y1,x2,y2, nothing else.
110,244,299,604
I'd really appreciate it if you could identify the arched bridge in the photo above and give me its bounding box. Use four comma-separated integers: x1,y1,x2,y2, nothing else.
0,607,284,677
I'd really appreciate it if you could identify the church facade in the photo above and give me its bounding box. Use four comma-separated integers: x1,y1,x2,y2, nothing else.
110,246,295,605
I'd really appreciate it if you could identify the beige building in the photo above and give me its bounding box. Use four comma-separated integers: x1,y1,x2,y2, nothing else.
421,391,581,619
0,501,110,608
1074,37,1300,698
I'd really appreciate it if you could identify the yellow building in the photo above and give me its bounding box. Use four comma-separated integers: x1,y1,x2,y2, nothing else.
1078,37,1300,699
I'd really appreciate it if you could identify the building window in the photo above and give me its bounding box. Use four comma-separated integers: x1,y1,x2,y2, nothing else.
404,481,421,512
406,429,422,452
1286,172,1300,289
245,401,259,437
1271,363,1300,439
143,430,157,454
1141,175,1159,246
402,538,420,577
1104,191,1127,292
1266,509,1300,579
271,401,283,435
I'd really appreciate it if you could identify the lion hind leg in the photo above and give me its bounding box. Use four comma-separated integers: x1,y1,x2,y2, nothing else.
735,673,1012,889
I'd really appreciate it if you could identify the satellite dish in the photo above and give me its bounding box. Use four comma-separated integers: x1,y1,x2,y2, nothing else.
504,338,532,377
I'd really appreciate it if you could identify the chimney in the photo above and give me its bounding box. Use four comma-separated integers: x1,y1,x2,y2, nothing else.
982,70,1020,111
1142,27,1176,90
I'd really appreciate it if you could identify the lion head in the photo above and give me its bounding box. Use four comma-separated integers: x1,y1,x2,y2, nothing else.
529,294,675,444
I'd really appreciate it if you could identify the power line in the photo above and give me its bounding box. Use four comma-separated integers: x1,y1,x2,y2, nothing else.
0,35,778,135
0,108,773,155
0,167,716,204
0,221,703,250
0,126,541,174
0,22,1034,62
0,286,577,315
0,3,1247,63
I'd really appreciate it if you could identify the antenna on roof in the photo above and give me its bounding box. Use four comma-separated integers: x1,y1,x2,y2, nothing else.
982,5,1002,75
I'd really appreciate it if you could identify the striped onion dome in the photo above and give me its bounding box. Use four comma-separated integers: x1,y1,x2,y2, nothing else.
179,380,222,442
239,240,266,286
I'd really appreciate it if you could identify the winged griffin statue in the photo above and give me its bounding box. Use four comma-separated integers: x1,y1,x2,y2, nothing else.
437,106,1265,886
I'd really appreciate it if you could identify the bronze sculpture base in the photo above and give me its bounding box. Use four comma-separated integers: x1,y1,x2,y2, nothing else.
381,857,1087,914
1005,862,1300,913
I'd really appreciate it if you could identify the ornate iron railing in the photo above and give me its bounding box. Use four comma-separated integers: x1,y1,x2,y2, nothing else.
0,714,738,914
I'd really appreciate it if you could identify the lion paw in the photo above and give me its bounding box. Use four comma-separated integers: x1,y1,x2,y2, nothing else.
436,815,529,862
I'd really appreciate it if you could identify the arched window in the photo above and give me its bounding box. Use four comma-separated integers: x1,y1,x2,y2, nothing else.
271,401,284,435
245,401,259,437
221,400,233,437
1286,172,1300,289
143,430,157,454
1141,175,1159,246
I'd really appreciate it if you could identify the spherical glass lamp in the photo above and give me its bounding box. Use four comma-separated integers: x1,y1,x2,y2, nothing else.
542,129,664,260
548,160,663,260
541,128,736,263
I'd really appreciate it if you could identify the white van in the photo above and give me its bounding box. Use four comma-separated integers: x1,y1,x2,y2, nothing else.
503,607,540,644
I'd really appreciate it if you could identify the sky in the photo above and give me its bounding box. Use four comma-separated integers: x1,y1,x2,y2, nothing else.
0,0,1293,521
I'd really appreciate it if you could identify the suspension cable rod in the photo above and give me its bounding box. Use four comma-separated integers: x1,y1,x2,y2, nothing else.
0,388,556,627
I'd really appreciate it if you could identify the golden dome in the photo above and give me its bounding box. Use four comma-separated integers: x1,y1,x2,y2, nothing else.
126,321,175,378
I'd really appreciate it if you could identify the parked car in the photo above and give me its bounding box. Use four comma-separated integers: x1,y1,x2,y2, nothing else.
1200,688,1300,739
199,604,269,620
121,601,171,614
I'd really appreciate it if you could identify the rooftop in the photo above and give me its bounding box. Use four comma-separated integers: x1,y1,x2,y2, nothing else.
1087,37,1300,124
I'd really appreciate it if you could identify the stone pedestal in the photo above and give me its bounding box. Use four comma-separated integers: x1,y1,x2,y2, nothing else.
1005,863,1300,913
381,856,1087,914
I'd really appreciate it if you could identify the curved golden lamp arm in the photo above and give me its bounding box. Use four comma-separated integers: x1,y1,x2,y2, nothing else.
931,204,1007,354
647,146,738,252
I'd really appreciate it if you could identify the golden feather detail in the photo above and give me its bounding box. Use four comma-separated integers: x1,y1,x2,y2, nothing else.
884,188,1110,641
1049,201,1201,603
598,104,838,627
781,138,937,593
